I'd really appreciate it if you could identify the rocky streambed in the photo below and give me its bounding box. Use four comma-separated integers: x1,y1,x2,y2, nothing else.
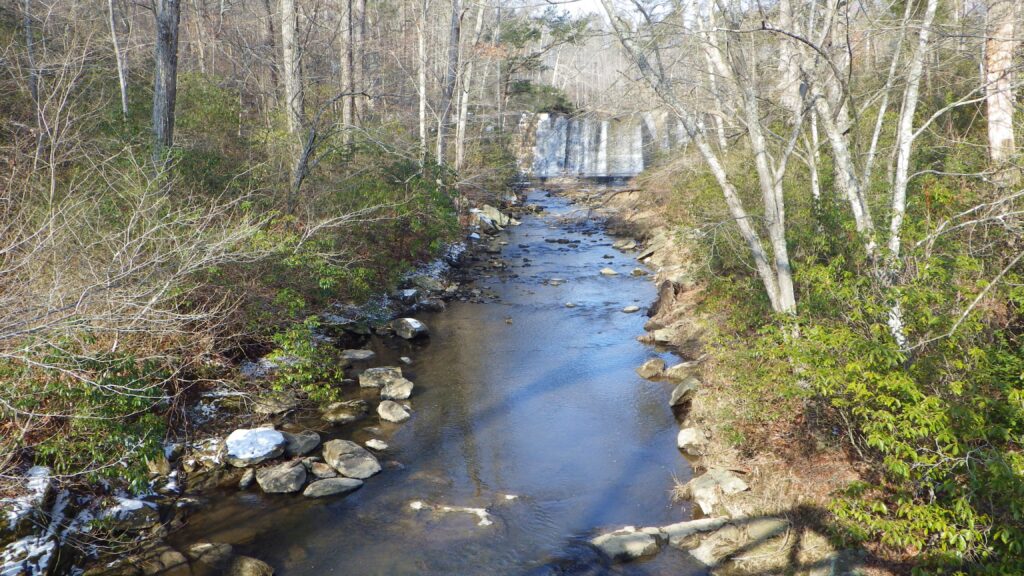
3,187,744,575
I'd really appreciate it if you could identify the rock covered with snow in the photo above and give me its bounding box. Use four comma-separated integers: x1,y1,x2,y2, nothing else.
392,318,428,340
225,428,286,467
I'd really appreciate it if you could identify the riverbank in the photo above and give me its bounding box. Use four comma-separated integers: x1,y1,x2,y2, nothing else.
553,181,876,575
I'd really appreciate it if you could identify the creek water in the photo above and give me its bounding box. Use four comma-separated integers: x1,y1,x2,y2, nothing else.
171,190,704,575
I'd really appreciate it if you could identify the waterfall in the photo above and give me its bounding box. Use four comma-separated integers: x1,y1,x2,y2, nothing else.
530,113,655,179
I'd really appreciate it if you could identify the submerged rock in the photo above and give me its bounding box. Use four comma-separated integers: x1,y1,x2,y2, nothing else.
636,358,666,380
393,318,429,340
378,400,411,423
186,542,234,574
322,440,381,479
226,555,274,576
225,428,286,467
358,367,405,388
303,478,363,498
321,400,368,424
590,526,663,561
255,462,307,494
341,349,376,362
365,439,388,451
139,545,191,576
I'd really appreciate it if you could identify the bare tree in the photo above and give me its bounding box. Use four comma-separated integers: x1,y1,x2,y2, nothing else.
107,0,129,120
985,0,1018,183
280,0,306,206
435,0,462,165
455,1,486,170
152,0,181,164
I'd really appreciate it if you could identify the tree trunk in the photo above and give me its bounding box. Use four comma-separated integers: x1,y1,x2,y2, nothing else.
108,0,129,120
341,0,353,140
417,0,430,166
262,0,279,102
353,0,366,121
153,0,181,165
280,0,305,208
455,3,485,171
435,0,461,165
985,0,1018,183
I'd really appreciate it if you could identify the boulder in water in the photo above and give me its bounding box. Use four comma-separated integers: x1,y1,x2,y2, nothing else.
381,378,414,400
303,478,363,498
600,267,619,276
378,400,411,423
322,439,381,479
282,431,320,457
669,377,700,407
622,305,640,313
255,461,306,494
636,358,666,380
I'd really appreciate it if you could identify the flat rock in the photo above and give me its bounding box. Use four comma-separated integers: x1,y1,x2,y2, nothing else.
255,461,307,494
681,468,749,515
669,377,700,406
365,439,388,451
393,318,428,339
322,439,381,479
303,478,364,498
676,428,707,455
321,400,368,424
378,400,411,423
225,428,286,467
381,378,414,400
282,431,320,457
359,367,405,388
341,349,376,362
599,267,619,276
622,305,640,313
636,358,666,380
660,517,731,548
590,526,663,561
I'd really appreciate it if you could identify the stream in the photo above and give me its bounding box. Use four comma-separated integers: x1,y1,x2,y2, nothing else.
171,189,704,575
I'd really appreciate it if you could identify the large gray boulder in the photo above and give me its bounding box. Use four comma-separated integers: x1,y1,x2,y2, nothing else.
322,440,381,479
302,478,363,498
255,462,307,494
676,428,707,455
225,428,286,467
377,400,411,423
281,431,320,457
358,367,405,388
392,318,429,340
